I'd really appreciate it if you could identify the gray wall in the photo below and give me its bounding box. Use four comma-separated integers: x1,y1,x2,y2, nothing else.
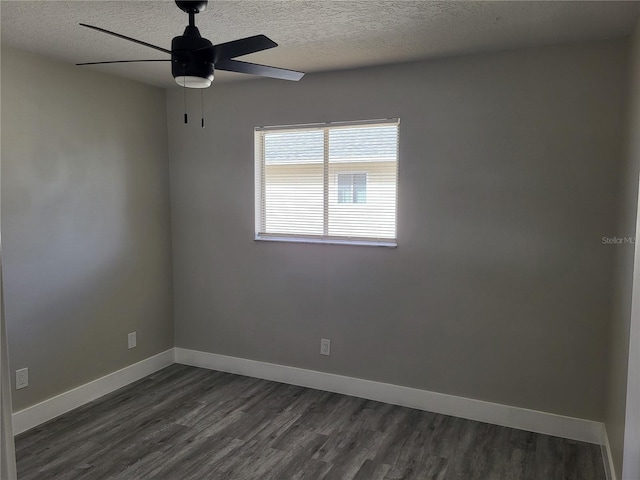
605,19,640,478
1,46,174,411
168,40,627,420
622,18,640,480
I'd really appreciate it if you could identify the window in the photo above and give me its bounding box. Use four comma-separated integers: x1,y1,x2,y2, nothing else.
255,119,399,246
337,173,367,204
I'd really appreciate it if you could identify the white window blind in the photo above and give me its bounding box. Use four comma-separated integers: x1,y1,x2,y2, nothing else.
255,119,399,246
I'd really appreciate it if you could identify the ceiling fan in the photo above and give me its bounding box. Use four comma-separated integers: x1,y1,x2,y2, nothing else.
77,0,305,88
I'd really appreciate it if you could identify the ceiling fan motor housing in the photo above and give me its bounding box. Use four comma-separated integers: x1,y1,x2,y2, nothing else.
171,27,214,85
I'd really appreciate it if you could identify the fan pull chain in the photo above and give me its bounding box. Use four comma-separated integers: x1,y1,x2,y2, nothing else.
201,90,205,129
183,66,188,124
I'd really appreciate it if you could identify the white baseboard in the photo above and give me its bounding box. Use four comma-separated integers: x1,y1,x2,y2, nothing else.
175,347,605,445
602,424,617,480
12,347,607,449
12,348,175,435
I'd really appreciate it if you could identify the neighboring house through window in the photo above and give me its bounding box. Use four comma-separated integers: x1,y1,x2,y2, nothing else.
337,173,367,204
255,119,399,246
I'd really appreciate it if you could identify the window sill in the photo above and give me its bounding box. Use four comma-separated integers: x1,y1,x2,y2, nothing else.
254,235,397,248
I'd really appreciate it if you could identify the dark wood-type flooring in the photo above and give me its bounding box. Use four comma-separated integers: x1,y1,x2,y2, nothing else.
16,364,606,480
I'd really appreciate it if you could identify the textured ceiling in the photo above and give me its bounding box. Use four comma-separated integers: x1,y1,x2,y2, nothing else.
2,1,639,88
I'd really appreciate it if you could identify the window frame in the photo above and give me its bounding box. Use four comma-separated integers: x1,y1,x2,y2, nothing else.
255,118,399,248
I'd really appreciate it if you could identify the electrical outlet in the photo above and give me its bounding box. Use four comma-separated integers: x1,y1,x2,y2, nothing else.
16,368,28,389
128,332,137,349
321,338,331,356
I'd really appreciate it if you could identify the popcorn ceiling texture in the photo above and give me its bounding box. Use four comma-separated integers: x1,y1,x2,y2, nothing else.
1,1,639,88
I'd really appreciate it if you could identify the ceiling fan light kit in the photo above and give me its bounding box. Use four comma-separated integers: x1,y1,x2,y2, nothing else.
77,0,304,89
175,75,212,89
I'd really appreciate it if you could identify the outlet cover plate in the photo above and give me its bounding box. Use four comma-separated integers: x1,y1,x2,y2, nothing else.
16,368,28,389
128,332,137,349
321,338,331,356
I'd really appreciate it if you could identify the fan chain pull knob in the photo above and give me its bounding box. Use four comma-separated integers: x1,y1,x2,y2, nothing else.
201,90,205,128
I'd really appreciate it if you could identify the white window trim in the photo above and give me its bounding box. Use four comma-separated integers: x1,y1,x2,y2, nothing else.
255,118,399,133
255,234,397,248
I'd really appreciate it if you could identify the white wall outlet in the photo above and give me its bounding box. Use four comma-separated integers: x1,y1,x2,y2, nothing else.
128,332,137,349
16,368,28,389
321,338,331,356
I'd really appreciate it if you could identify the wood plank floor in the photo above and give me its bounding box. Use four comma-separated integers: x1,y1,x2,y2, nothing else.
15,364,606,480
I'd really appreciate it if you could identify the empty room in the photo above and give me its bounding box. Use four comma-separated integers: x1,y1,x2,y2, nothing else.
1,1,640,479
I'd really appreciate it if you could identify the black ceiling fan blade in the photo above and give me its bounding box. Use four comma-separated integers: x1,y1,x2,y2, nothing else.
79,23,172,55
76,59,171,66
215,59,304,81
205,35,277,61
